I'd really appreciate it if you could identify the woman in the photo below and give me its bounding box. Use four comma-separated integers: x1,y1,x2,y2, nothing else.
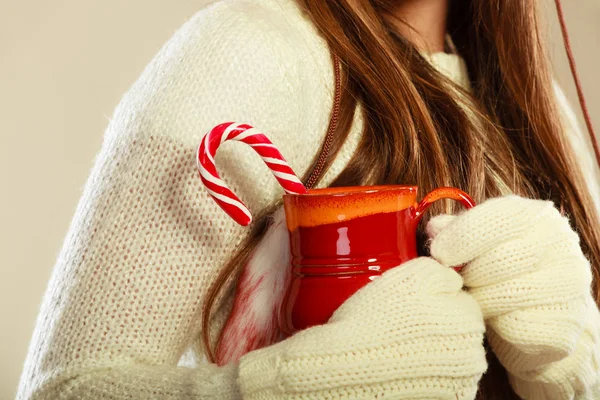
16,0,600,399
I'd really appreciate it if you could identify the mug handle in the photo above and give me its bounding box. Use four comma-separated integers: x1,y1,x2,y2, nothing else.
413,187,474,272
414,186,475,223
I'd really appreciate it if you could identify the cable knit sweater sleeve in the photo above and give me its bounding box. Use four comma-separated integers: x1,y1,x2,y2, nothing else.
15,2,315,399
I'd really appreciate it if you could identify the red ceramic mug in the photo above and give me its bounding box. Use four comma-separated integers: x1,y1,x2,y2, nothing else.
278,185,475,336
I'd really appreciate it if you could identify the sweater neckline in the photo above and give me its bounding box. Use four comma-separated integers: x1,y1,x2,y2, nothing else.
425,52,471,90
418,34,471,90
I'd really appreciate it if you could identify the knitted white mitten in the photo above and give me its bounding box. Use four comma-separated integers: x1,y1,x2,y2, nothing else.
236,257,487,399
427,195,600,400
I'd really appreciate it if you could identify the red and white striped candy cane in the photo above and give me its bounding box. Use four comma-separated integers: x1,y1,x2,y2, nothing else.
196,121,307,226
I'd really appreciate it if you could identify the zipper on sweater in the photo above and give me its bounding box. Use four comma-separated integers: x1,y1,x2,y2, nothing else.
305,52,342,190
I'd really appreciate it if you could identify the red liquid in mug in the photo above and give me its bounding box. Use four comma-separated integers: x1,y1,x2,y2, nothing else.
281,208,418,334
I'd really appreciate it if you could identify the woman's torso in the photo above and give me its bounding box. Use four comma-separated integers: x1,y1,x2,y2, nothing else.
175,0,600,366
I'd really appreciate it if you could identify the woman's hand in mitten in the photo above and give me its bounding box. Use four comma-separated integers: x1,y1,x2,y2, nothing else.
427,195,600,400
236,257,487,400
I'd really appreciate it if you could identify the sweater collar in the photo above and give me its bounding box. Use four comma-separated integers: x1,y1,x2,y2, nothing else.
427,52,471,90
419,34,471,90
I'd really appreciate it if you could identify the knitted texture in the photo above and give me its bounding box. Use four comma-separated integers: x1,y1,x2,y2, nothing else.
15,0,358,397
238,257,488,399
427,196,600,400
15,0,600,397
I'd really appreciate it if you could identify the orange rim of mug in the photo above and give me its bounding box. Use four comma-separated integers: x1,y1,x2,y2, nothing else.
283,185,419,231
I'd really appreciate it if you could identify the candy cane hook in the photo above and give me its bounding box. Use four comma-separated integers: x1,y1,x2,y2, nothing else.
196,122,307,226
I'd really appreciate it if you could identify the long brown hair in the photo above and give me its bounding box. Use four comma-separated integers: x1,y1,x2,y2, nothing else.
202,0,600,398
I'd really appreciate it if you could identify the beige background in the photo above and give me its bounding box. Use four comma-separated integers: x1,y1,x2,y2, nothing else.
1,1,598,398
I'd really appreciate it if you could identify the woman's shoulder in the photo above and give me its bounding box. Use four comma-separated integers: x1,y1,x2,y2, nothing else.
552,81,600,213
100,0,337,212
106,0,333,148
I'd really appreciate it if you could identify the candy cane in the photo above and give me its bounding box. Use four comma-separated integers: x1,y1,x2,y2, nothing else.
196,121,307,226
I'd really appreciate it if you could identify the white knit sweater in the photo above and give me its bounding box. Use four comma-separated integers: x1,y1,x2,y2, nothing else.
15,0,600,398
